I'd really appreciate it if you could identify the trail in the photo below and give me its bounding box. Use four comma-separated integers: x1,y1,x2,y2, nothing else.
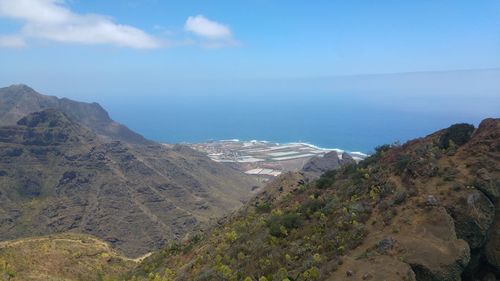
0,235,152,262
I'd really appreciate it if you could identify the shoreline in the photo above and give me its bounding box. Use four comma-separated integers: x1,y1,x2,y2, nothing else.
195,139,370,157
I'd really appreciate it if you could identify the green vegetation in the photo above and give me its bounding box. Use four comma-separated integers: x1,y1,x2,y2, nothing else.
126,120,500,281
1,118,497,281
0,233,136,281
438,123,475,149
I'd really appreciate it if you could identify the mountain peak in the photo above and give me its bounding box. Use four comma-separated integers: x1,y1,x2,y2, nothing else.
0,84,151,145
5,83,37,94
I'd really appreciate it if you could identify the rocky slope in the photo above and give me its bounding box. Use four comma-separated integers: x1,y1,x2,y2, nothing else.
130,118,499,281
0,109,257,257
0,84,149,144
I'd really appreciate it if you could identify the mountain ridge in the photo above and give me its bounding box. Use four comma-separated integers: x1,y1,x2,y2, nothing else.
0,92,258,257
0,84,150,145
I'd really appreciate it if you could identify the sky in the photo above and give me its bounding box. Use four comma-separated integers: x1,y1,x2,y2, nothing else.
0,0,498,150
0,0,499,90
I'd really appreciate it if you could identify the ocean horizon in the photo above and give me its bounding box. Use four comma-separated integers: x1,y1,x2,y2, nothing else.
102,90,497,154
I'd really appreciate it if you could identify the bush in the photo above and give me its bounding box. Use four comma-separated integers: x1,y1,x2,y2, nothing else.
438,123,475,149
392,190,407,205
375,144,393,153
442,167,458,181
256,202,271,213
281,213,302,229
316,170,336,189
268,213,303,237
394,155,411,174
299,199,325,214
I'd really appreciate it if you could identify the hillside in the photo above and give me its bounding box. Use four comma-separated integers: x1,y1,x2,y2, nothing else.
0,109,257,257
0,84,149,145
130,118,499,281
0,233,136,281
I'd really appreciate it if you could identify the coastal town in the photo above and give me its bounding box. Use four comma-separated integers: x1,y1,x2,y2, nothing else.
189,140,367,180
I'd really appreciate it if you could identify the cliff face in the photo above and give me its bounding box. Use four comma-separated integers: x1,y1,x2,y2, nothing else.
0,109,257,257
132,118,499,281
0,84,150,144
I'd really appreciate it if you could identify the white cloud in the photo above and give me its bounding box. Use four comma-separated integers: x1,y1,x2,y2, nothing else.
185,15,232,40
184,15,238,48
0,35,26,48
0,0,161,49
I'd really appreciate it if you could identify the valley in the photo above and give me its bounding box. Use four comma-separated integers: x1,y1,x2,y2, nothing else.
0,86,498,281
0,85,258,258
0,1,496,280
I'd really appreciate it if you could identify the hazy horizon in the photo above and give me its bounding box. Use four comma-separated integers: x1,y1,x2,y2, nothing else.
3,67,498,153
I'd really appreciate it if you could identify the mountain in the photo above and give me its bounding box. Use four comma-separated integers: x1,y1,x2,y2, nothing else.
0,108,257,257
131,118,499,281
0,84,150,144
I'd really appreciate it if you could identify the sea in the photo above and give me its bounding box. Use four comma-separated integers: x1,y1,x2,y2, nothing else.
102,89,497,154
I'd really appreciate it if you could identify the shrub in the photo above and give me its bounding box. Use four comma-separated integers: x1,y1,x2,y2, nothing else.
256,202,271,213
302,267,320,281
299,199,325,214
392,190,408,205
268,213,303,237
438,123,475,149
281,213,302,229
316,170,336,189
394,155,411,174
442,167,458,181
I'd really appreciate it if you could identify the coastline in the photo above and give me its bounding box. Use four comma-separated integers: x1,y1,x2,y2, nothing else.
192,139,370,157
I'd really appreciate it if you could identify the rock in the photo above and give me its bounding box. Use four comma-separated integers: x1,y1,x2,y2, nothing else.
362,272,373,280
426,195,438,206
302,151,341,176
474,169,500,203
448,190,495,249
485,209,500,270
377,237,396,253
401,208,471,281
341,152,356,165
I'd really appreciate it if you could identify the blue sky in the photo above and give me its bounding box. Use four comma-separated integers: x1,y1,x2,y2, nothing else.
0,0,499,93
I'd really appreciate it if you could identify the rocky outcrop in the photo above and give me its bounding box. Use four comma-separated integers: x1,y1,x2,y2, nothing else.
302,151,341,175
341,151,356,165
448,190,495,249
400,208,470,281
319,119,500,281
485,211,500,271
302,151,357,178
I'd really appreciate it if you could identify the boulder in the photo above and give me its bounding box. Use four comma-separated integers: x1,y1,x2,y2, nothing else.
398,208,471,281
448,190,495,249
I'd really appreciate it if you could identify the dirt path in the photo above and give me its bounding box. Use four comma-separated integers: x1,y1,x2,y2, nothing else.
0,235,152,262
